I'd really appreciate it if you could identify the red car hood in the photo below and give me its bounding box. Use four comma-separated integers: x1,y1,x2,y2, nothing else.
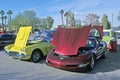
51,26,103,56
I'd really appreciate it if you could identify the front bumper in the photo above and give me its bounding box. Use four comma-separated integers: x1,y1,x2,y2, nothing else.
5,51,30,60
46,59,90,72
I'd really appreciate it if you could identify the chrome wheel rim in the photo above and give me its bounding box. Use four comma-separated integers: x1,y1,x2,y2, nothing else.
33,52,40,62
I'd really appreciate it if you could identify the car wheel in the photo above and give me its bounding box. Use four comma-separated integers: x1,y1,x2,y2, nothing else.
89,54,95,71
101,51,106,59
30,50,43,63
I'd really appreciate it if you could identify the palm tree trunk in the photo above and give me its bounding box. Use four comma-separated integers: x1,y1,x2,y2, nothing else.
10,14,11,21
5,18,6,30
66,16,68,28
1,15,4,32
61,14,64,26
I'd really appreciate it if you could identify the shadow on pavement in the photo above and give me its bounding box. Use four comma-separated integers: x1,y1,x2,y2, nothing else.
88,44,120,74
0,46,4,50
36,44,120,74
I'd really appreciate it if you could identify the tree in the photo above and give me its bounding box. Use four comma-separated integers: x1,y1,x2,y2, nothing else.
39,18,47,29
39,17,54,30
46,16,54,30
102,14,111,29
7,10,13,23
3,15,7,30
8,10,54,31
8,10,39,31
64,12,69,27
0,10,5,31
68,11,74,27
84,13,100,26
74,19,81,28
60,9,64,26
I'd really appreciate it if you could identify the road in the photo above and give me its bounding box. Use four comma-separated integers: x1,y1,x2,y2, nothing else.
0,40,120,80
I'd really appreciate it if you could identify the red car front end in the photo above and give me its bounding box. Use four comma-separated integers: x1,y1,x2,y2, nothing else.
46,49,91,71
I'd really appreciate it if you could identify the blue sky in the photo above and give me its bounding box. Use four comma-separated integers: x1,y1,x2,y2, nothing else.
0,0,120,28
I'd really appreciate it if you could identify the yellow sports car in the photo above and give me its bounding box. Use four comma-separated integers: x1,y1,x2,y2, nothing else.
4,26,54,63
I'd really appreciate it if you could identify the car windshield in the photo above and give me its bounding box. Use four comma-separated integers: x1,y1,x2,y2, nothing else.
89,28,100,37
86,39,96,47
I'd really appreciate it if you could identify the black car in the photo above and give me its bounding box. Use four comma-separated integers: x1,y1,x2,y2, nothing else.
0,34,16,47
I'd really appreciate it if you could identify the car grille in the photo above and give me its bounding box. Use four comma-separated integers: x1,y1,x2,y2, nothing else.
66,65,78,67
48,60,55,65
9,51,20,57
53,53,71,59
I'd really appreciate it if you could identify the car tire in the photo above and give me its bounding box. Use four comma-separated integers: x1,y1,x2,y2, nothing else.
88,54,95,71
30,50,43,63
101,51,106,59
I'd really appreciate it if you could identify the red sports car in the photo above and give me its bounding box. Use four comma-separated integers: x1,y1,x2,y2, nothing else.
46,26,107,72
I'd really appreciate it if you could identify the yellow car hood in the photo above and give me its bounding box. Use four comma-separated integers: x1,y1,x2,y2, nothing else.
10,26,32,51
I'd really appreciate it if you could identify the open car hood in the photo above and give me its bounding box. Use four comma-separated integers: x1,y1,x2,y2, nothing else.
13,26,32,49
51,26,103,56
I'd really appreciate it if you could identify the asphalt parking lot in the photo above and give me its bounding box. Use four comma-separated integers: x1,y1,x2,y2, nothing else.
0,40,120,80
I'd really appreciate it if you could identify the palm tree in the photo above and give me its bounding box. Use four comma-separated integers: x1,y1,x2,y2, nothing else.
0,10,5,31
7,10,13,23
71,13,75,27
68,11,75,27
64,12,69,28
46,16,54,30
60,9,64,26
3,15,7,30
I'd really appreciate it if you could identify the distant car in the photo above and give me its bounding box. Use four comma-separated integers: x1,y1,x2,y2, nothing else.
0,34,16,47
90,29,117,52
90,29,117,43
102,29,116,43
33,31,41,40
102,29,117,51
41,30,56,42
34,30,55,41
5,26,54,63
115,31,120,39
46,26,107,72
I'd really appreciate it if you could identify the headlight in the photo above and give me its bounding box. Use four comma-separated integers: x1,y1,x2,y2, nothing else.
21,48,25,52
4,47,6,50
78,62,90,68
78,64,87,68
110,37,115,41
21,54,26,58
46,60,48,63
